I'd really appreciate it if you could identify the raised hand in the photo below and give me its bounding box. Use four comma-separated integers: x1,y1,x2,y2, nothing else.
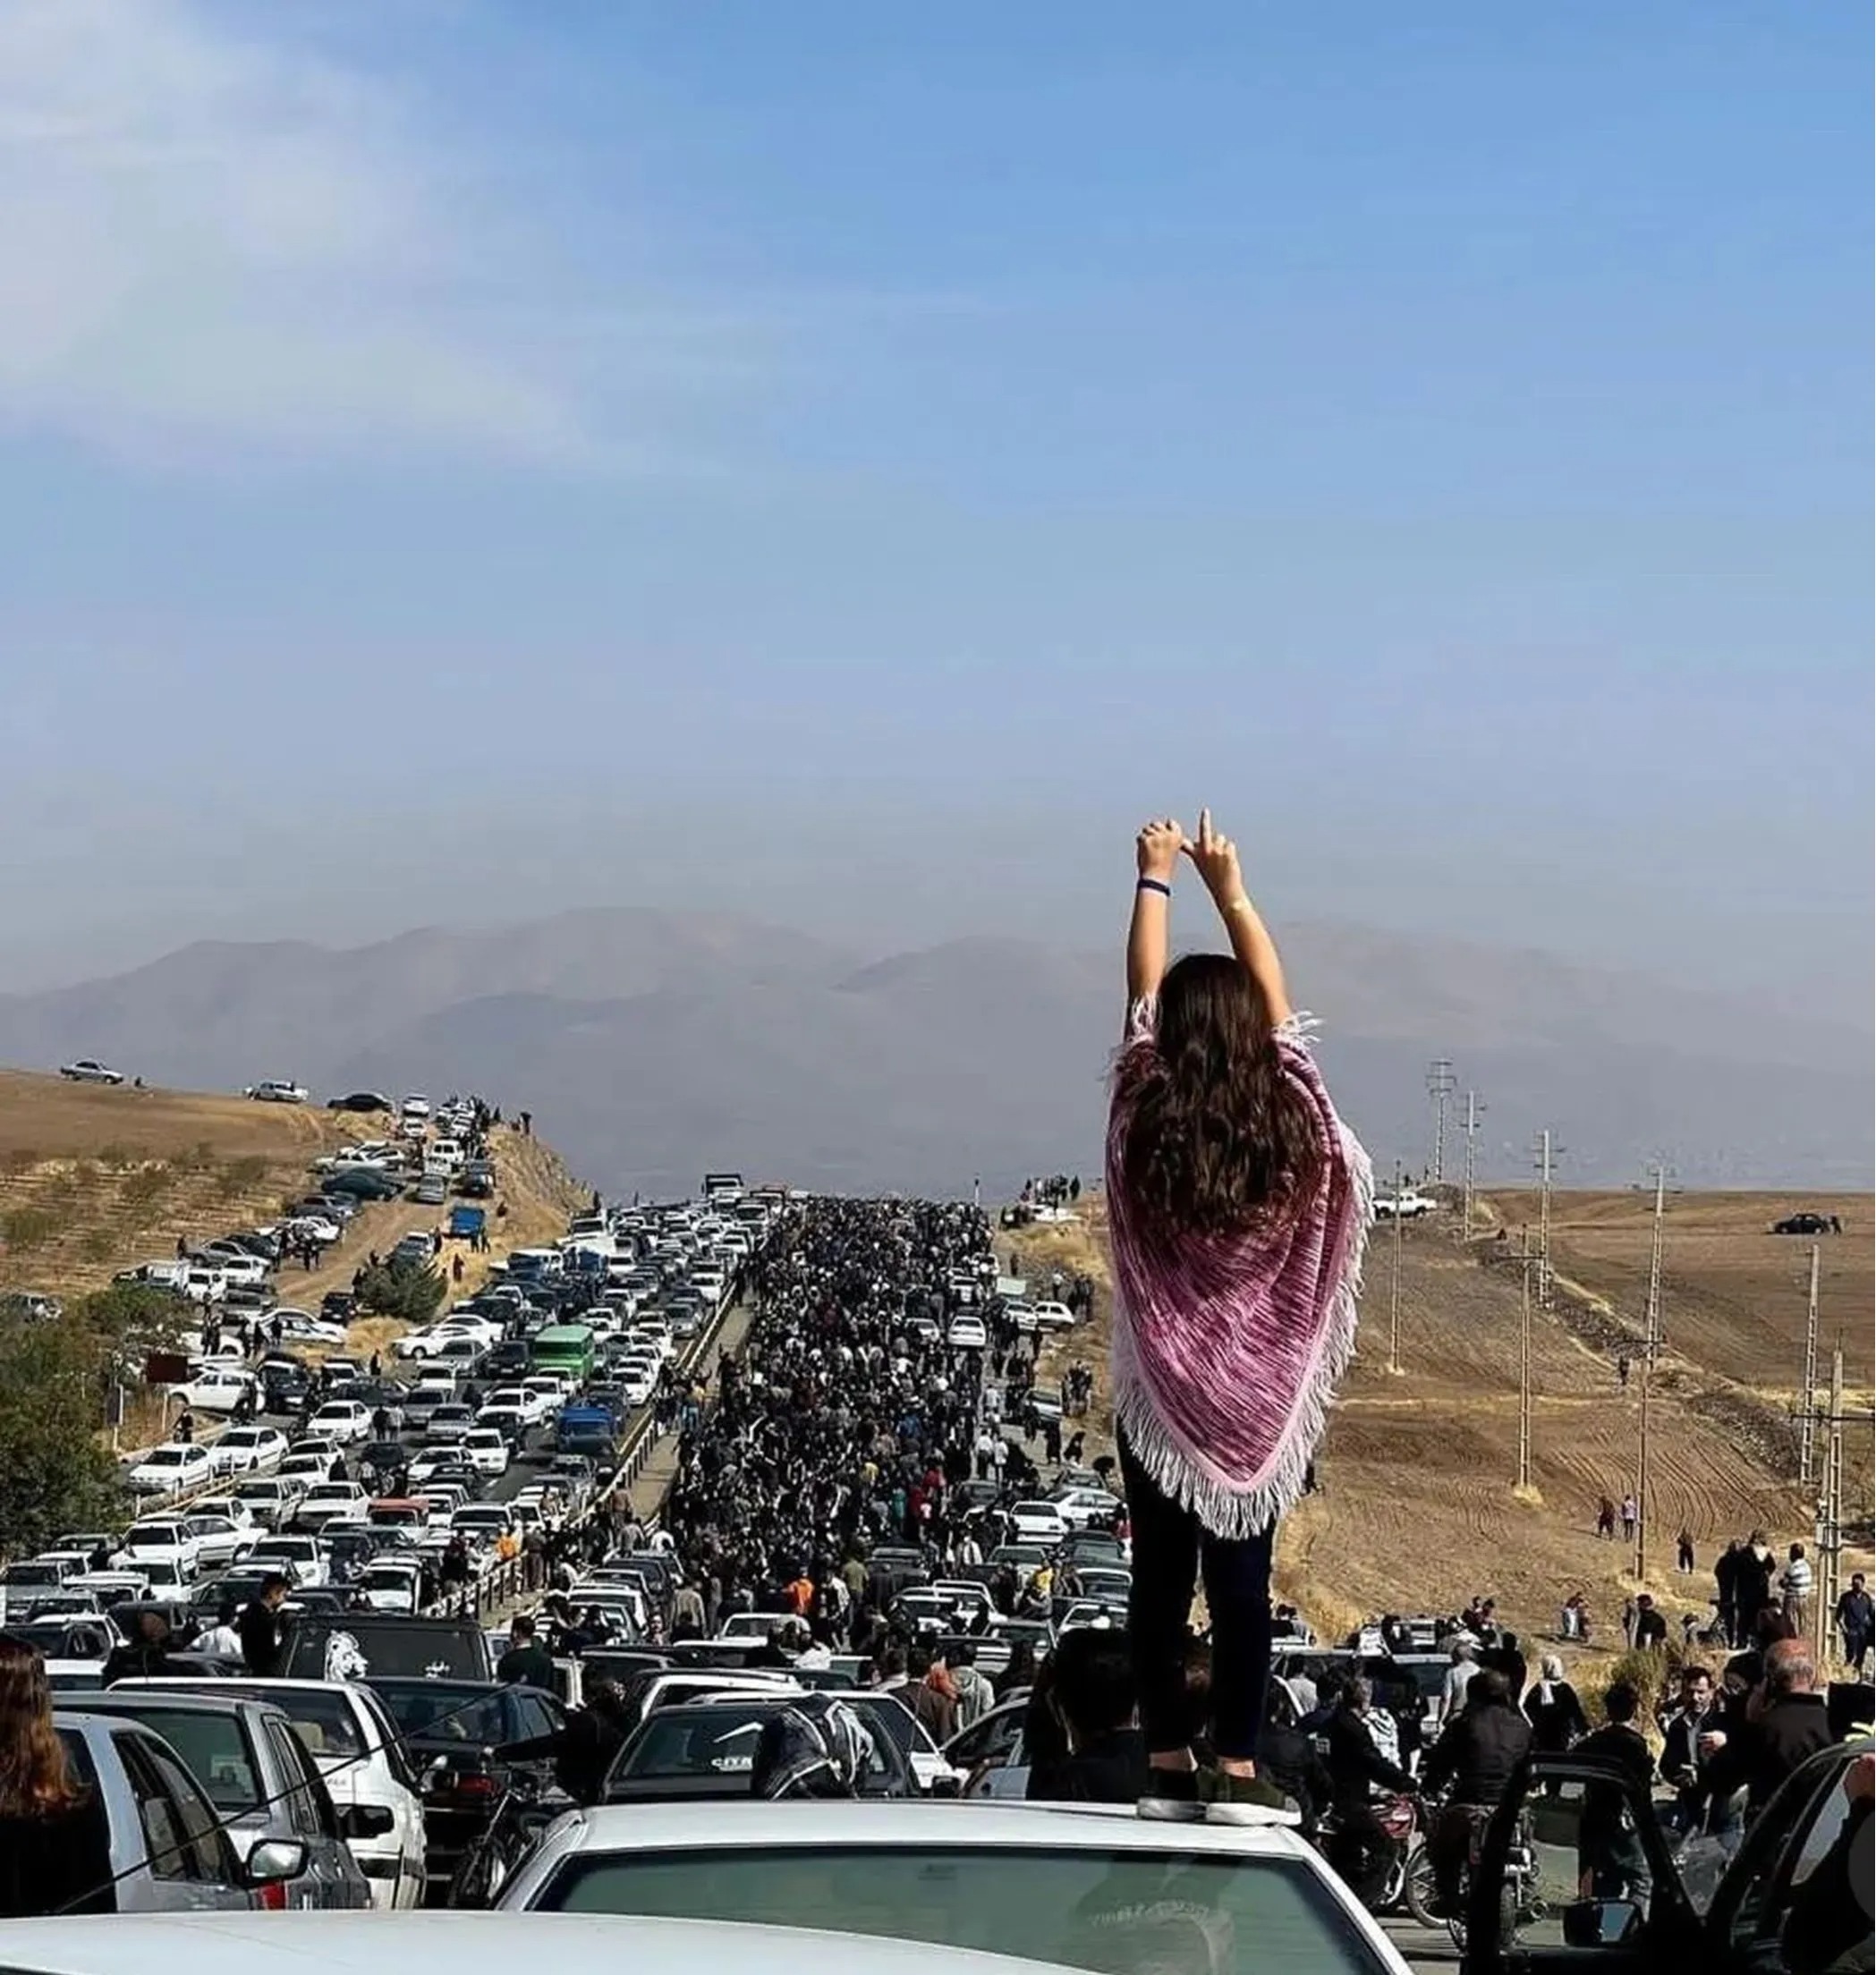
1135,818,1185,884
1182,807,1244,903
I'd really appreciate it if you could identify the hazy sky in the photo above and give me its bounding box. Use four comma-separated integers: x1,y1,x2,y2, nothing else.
3,3,1869,1021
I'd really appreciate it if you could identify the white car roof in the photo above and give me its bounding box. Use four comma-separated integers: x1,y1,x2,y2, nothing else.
0,1912,1072,1975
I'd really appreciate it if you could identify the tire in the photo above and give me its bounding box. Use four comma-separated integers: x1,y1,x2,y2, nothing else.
1403,1844,1439,1930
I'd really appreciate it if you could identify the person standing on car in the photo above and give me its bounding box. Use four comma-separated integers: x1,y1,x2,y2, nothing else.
0,1639,115,1916
240,1574,291,1675
1106,814,1369,1820
1421,1669,1532,1917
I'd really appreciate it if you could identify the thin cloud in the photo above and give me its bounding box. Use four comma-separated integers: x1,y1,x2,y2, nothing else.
0,1,618,466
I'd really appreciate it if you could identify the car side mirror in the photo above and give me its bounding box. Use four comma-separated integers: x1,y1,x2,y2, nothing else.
340,1803,395,1839
245,1837,309,1885
1562,1899,1643,1947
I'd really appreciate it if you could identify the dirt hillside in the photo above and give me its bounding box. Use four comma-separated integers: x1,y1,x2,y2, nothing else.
1005,1190,1868,1659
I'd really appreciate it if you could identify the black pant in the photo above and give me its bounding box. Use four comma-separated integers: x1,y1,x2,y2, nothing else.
1119,1433,1273,1761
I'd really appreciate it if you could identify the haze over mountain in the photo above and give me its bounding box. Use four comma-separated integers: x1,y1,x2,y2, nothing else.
0,910,1864,1198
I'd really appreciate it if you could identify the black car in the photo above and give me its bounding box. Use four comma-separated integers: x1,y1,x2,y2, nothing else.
480,1341,531,1379
260,1364,312,1412
284,1614,493,1683
366,1678,568,1892
321,1291,359,1322
329,1091,394,1114
1772,1211,1838,1236
602,1697,913,1802
322,1168,401,1202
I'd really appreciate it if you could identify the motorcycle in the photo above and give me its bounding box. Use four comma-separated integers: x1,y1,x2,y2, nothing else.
1403,1800,1544,1950
1315,1792,1427,1916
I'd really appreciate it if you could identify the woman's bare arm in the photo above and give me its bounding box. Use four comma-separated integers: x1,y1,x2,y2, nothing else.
1126,818,1184,1008
1183,808,1294,1025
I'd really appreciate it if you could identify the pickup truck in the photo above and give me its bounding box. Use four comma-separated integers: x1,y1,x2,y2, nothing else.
1374,1189,1438,1220
447,1205,488,1242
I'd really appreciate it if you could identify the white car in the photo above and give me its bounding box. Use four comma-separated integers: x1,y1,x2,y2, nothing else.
400,1093,432,1121
354,1558,426,1615
1027,1301,1076,1331
208,1425,289,1477
425,1404,478,1445
614,1365,658,1408
295,1481,369,1532
179,1513,252,1571
115,1521,203,1579
1375,1188,1438,1220
58,1058,126,1085
310,1400,373,1444
277,1452,339,1489
232,1478,298,1529
486,1384,552,1427
189,1496,259,1538
1006,1501,1069,1546
173,1365,259,1415
476,1403,531,1441
493,1801,1414,1975
245,1534,327,1586
1049,1487,1118,1532
276,1312,349,1345
247,1079,310,1105
946,1315,989,1350
125,1442,214,1496
182,1267,228,1306
461,1428,512,1476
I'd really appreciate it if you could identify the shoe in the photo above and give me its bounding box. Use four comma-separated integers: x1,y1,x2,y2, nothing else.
1200,1767,1295,1825
1137,1769,1205,1821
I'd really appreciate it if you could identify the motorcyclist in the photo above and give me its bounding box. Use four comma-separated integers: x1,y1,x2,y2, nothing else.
1421,1668,1532,1917
1321,1678,1416,1891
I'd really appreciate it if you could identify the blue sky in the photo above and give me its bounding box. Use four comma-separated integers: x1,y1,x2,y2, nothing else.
1,1,1868,1020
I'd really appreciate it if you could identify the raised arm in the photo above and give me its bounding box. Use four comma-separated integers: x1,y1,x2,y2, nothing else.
1183,808,1294,1026
1126,818,1184,1008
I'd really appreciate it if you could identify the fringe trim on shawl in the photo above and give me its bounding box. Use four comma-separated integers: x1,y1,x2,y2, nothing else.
1112,1023,1375,1541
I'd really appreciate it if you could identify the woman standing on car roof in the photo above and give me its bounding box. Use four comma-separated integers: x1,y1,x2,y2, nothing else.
1108,812,1370,1822
0,1638,115,1917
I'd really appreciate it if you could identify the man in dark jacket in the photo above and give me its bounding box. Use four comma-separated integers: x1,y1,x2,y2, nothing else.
492,1678,629,1805
1572,1682,1654,1902
1422,1669,1532,1913
1320,1679,1414,1891
1706,1639,1834,1817
1734,1535,1776,1638
1659,1664,1727,1833
102,1607,188,1686
495,1615,556,1688
238,1575,290,1676
1835,1572,1873,1676
1023,1626,1146,1806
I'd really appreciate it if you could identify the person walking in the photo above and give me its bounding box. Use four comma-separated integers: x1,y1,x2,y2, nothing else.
1619,1493,1638,1543
1835,1572,1873,1675
0,1638,115,1916
1106,812,1369,1821
1676,1528,1696,1574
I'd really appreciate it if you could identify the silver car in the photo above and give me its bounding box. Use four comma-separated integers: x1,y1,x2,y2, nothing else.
71,1692,372,1909
53,1712,301,1911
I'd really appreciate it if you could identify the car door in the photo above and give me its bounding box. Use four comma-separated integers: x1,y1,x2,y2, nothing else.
265,1716,365,1908
1467,1751,1711,1974
117,1729,250,1911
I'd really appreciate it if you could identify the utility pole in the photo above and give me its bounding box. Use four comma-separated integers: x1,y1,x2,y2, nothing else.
1797,1244,1821,1488
1460,1089,1483,1237
1532,1130,1562,1309
1634,1163,1668,1581
1388,1158,1405,1376
1812,1338,1846,1663
1517,1225,1533,1491
1426,1060,1457,1184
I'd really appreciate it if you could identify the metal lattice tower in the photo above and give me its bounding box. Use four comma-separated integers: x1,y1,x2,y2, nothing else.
1532,1130,1563,1309
1388,1158,1405,1375
1459,1089,1484,1236
1426,1060,1457,1183
1633,1163,1670,1579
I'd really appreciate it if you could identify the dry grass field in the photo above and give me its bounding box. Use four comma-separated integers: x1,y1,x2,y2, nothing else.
1007,1189,1868,1663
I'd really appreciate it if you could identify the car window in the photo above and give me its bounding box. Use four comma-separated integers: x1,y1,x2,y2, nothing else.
117,1733,217,1882
1723,1758,1846,1945
539,1845,1382,1971
265,1717,328,1839
123,1708,260,1816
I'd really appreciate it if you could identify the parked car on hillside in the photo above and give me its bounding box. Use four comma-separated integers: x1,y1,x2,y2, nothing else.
329,1090,394,1114
59,1057,126,1084
246,1079,310,1104
125,1443,214,1497
1772,1210,1839,1235
1375,1188,1438,1219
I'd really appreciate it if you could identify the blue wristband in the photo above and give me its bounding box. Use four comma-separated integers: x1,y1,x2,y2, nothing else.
1136,877,1171,897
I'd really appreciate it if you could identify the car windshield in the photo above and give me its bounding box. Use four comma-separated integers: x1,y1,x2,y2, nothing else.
535,1844,1382,1971
616,1706,894,1787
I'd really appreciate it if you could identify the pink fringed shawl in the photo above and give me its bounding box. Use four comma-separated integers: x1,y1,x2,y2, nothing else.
1106,1004,1372,1538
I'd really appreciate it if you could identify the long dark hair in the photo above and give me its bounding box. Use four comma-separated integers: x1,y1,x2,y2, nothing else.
1117,952,1322,1240
0,1639,81,1818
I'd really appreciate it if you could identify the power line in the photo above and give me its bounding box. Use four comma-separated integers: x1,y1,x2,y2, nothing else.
1516,1225,1534,1492
1633,1161,1671,1580
1388,1157,1405,1377
1797,1243,1821,1490
1426,1059,1456,1183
